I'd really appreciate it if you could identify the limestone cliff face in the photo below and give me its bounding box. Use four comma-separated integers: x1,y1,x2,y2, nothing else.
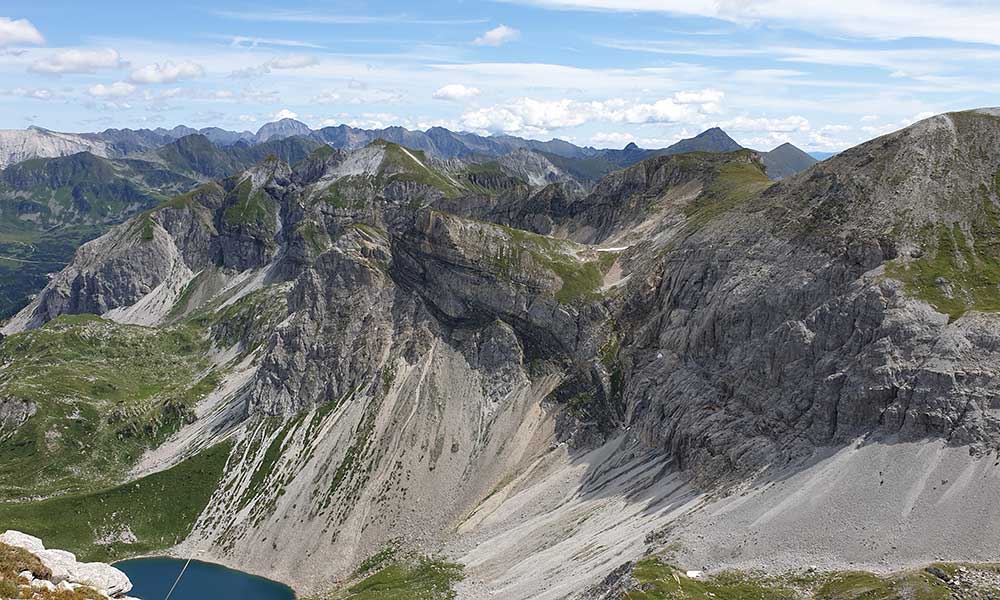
0,128,110,169
612,110,1000,480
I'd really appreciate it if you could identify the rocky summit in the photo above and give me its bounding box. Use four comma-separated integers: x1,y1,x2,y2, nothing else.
1,108,1000,599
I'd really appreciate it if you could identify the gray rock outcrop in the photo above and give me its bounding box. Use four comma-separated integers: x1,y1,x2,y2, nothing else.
0,530,134,598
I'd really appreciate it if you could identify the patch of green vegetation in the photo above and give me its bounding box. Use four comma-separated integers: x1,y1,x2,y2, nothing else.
314,556,463,600
814,571,949,600
349,222,386,240
158,182,223,212
549,257,605,303
0,580,16,598
624,559,960,600
494,224,613,304
297,220,331,255
139,214,155,241
0,442,231,563
464,161,506,176
886,197,1000,320
0,542,51,581
223,179,277,229
376,141,464,199
321,177,370,209
167,270,213,320
355,547,398,576
626,558,796,600
0,316,216,499
309,145,337,161
682,153,773,234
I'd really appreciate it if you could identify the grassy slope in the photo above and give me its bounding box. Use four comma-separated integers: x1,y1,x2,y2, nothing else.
307,555,464,600
376,141,463,199
223,178,278,229
0,315,217,500
0,290,283,565
681,152,775,233
0,442,232,563
624,558,962,600
886,171,1000,320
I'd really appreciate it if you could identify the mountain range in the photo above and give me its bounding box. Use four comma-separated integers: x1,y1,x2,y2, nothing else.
0,119,815,177
0,121,817,320
1,108,999,599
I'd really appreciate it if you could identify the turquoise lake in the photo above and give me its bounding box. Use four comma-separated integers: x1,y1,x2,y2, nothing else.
116,557,295,600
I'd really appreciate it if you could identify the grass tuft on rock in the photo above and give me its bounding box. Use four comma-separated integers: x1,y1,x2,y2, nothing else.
0,542,50,581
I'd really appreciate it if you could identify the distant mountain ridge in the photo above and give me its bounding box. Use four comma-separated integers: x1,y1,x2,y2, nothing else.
0,119,821,182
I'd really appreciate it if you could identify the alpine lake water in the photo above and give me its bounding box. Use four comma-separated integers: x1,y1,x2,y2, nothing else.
115,557,296,600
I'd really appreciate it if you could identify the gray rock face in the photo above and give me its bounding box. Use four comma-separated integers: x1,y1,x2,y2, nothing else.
0,397,36,431
612,110,1000,481
0,128,110,169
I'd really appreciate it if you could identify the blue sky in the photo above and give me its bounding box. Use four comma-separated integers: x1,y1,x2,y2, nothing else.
0,0,998,151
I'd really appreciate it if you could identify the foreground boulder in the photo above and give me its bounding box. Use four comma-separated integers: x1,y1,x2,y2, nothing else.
0,530,136,599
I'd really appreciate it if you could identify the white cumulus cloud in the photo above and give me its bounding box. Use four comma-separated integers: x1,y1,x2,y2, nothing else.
461,98,589,135
0,17,44,47
30,48,125,74
129,61,205,84
432,84,481,101
474,25,520,46
461,89,725,135
274,108,299,120
88,81,136,97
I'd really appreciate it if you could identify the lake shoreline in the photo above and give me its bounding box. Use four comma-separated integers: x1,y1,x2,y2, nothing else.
116,556,298,600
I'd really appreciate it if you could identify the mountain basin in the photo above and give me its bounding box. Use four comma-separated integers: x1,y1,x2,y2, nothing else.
115,557,295,600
